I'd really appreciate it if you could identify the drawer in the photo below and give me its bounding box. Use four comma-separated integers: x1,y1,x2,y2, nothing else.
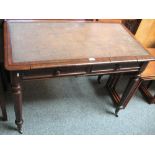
21,65,91,79
21,62,140,80
52,66,90,76
91,62,140,73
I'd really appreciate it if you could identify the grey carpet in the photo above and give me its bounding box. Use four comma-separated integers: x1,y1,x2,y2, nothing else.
0,75,155,135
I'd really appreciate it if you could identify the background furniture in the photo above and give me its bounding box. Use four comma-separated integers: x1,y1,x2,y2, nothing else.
134,20,155,103
97,19,141,34
0,20,7,121
135,19,155,48
139,48,155,103
123,19,141,34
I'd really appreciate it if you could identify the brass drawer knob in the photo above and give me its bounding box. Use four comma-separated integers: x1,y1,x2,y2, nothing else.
55,70,61,75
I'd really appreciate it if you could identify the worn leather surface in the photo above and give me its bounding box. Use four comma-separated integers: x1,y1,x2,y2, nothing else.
8,22,149,63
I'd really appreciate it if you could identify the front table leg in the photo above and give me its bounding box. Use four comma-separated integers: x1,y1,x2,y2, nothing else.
0,100,7,121
11,72,23,134
115,75,142,117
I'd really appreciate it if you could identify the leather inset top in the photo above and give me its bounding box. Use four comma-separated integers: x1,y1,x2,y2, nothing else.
8,22,149,63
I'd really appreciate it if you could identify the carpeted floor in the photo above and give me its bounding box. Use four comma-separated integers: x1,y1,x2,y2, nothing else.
0,75,155,135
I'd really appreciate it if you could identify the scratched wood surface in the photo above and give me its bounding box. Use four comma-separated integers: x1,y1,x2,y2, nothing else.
8,21,149,63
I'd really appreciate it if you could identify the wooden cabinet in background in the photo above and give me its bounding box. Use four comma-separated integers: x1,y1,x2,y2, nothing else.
135,19,155,48
97,19,141,34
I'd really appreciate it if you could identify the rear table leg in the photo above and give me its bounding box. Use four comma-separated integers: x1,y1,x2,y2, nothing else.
106,74,121,106
115,76,142,117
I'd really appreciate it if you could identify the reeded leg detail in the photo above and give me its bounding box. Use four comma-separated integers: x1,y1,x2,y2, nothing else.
11,72,23,134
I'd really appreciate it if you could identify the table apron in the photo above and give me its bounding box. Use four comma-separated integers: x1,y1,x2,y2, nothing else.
17,63,141,81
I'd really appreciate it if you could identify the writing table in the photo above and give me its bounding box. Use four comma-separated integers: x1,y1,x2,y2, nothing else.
4,20,155,133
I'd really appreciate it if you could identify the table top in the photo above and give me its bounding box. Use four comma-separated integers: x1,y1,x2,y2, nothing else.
4,20,155,70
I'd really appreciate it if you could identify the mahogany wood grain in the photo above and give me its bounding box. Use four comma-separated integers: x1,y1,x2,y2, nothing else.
4,20,154,71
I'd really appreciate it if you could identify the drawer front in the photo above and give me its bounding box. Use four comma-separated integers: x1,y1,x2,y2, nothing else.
21,65,91,79
21,62,140,80
53,66,90,76
91,62,140,73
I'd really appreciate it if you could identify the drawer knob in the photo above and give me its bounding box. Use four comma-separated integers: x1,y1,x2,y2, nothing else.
55,70,61,75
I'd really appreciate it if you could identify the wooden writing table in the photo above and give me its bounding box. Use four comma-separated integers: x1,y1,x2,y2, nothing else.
4,20,155,133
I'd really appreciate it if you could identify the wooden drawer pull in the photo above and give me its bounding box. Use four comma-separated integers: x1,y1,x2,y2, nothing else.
55,70,61,75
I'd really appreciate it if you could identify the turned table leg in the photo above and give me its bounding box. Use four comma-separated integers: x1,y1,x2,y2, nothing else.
115,76,142,117
11,72,23,134
0,99,7,121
